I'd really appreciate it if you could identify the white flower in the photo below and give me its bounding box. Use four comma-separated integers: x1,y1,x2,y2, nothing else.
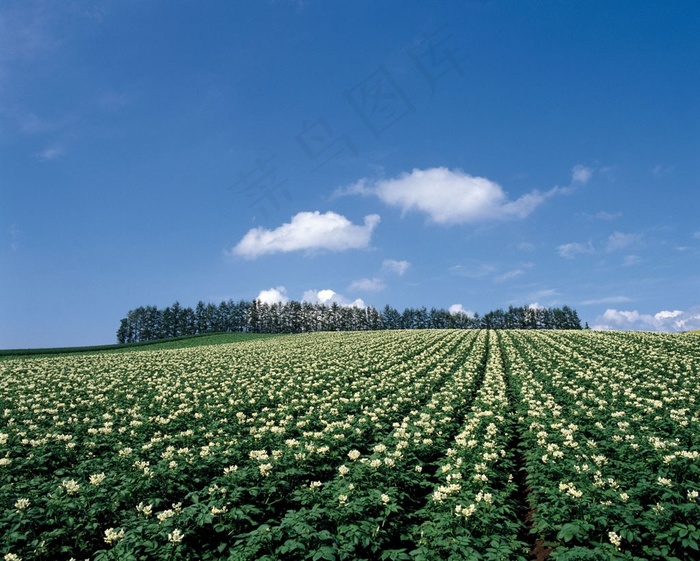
455,503,476,518
168,528,184,543
104,527,125,545
61,479,80,495
4,554,22,561
380,494,390,504
89,473,106,486
657,477,672,487
338,494,348,505
608,531,621,548
432,490,446,502
157,509,175,522
338,465,350,477
348,449,361,461
14,498,30,511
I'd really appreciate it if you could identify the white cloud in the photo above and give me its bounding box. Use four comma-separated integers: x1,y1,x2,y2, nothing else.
622,255,641,267
605,232,641,253
495,262,534,282
518,242,535,252
571,164,593,184
348,277,385,292
584,211,621,221
654,310,683,321
693,231,700,240
333,178,373,198
593,307,700,332
557,241,594,259
652,164,674,178
449,304,474,316
0,3,60,87
230,211,380,259
449,262,497,279
302,288,365,308
382,259,410,276
256,286,289,305
580,296,632,305
36,145,64,161
345,167,563,225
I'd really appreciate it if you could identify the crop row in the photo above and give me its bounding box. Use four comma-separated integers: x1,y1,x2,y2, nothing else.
1,330,699,560
502,330,700,560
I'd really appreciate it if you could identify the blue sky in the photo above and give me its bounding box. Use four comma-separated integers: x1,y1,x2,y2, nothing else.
1,1,699,348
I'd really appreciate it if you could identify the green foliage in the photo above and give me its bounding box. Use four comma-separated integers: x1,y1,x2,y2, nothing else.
0,330,698,559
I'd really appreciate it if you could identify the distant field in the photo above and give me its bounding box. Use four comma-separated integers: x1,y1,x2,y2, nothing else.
0,332,280,358
1,330,698,560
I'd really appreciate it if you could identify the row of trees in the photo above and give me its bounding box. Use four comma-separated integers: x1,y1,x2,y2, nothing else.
116,299,582,343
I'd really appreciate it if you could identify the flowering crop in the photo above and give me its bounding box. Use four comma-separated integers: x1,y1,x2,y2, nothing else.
1,330,698,560
503,330,700,559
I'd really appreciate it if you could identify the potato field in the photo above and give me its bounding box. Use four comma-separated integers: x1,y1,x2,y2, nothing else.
1,330,699,560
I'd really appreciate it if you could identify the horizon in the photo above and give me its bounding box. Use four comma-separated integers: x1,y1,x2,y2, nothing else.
1,1,699,348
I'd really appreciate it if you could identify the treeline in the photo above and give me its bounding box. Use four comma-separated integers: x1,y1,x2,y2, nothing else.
116,300,582,343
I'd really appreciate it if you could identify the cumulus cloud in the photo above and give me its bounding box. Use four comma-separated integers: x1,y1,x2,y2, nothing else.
557,241,594,259
302,288,365,308
343,167,563,225
348,259,409,295
571,164,593,184
230,211,380,259
605,232,641,253
593,307,700,332
382,259,410,276
256,286,289,304
348,277,385,292
449,304,474,316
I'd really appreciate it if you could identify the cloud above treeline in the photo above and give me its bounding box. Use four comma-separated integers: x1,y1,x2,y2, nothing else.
230,165,592,259
339,166,585,225
382,259,410,276
557,232,642,259
255,286,364,308
347,258,412,294
230,211,380,259
593,306,700,332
